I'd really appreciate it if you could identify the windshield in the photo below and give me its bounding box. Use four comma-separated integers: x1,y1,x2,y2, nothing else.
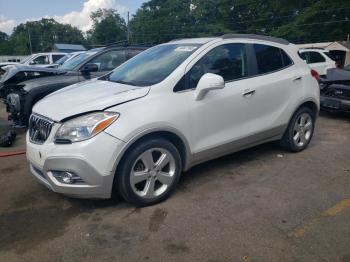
59,51,98,70
107,44,200,86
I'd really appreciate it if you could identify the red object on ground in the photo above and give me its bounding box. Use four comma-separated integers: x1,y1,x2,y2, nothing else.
0,150,26,157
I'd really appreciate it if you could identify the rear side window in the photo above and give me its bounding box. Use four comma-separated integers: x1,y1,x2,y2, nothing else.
299,51,326,64
253,44,292,74
187,43,248,90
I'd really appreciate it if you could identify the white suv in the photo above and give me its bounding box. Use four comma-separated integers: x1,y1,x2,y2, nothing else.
298,48,336,76
27,34,320,206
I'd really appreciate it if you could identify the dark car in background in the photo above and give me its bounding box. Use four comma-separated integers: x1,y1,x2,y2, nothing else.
320,68,350,112
2,44,150,126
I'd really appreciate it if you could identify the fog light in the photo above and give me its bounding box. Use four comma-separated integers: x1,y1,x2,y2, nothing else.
51,171,84,184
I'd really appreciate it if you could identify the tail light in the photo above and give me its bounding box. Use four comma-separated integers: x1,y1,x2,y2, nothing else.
311,69,320,82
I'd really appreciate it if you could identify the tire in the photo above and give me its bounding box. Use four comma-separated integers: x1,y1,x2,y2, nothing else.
114,138,182,207
280,107,316,152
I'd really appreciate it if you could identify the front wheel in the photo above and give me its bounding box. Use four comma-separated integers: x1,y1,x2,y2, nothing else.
115,138,182,206
280,107,316,152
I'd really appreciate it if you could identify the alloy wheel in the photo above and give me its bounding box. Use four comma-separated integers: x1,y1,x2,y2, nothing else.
130,148,176,199
292,113,313,147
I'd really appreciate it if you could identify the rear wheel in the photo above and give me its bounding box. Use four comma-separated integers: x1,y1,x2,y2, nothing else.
115,138,182,206
280,107,316,152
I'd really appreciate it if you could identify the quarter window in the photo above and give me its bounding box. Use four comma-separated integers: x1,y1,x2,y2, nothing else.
187,43,248,90
253,44,291,74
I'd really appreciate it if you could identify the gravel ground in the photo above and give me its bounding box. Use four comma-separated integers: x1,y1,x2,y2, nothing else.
0,103,350,262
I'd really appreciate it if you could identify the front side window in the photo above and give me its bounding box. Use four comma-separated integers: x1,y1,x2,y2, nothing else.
88,50,126,72
254,44,287,74
187,44,248,90
108,44,200,86
31,55,50,65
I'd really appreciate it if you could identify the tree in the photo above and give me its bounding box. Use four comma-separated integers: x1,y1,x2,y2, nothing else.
87,8,127,45
0,31,11,55
5,18,86,55
129,0,350,44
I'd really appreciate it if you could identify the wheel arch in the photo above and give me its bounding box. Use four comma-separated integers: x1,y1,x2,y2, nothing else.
112,128,192,176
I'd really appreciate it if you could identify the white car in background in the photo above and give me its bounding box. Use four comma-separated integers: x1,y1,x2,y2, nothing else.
0,52,67,68
298,48,336,76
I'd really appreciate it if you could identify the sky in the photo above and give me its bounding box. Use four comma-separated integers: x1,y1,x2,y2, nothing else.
0,0,147,34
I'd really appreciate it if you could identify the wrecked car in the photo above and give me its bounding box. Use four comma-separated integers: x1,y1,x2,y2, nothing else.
3,44,150,126
320,68,350,112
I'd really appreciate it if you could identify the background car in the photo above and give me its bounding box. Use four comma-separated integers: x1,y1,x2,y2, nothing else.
4,44,151,126
0,52,67,68
320,68,350,112
299,48,336,76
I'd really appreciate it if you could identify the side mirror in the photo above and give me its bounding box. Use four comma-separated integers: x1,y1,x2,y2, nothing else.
80,63,98,74
29,61,36,65
194,73,225,101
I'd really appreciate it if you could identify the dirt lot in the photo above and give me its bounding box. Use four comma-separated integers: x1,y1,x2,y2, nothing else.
0,103,349,262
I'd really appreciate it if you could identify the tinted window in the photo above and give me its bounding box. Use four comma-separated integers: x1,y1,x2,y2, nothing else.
108,44,200,87
281,50,293,67
187,44,248,90
52,54,65,63
88,50,126,71
309,52,326,63
299,51,326,64
126,49,143,60
254,44,285,74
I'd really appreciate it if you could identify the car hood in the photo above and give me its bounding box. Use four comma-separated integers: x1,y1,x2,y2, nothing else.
33,79,150,122
0,64,65,83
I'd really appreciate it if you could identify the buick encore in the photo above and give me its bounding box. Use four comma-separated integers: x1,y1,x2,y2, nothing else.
27,34,320,206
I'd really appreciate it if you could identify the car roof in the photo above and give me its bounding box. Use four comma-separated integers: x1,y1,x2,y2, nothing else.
170,34,290,45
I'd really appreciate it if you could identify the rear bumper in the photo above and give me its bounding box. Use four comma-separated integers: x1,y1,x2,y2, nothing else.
320,96,350,112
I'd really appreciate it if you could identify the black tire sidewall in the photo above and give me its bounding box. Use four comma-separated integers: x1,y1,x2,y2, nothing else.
282,107,316,152
116,138,182,206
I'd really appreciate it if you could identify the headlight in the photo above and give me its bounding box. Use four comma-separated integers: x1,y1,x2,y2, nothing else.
55,112,119,143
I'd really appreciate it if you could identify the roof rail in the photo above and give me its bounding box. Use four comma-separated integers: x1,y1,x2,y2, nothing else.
105,40,129,47
221,34,290,45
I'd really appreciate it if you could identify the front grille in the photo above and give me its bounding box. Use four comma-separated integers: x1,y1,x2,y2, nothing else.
29,114,54,144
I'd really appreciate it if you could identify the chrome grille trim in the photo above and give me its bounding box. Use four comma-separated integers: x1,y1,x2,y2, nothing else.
29,114,54,144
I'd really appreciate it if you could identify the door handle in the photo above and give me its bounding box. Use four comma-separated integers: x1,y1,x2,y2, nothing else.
293,76,303,81
243,89,256,97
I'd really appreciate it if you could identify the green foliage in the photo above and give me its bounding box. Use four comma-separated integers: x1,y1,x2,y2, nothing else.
87,8,127,45
129,0,350,44
0,18,86,55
